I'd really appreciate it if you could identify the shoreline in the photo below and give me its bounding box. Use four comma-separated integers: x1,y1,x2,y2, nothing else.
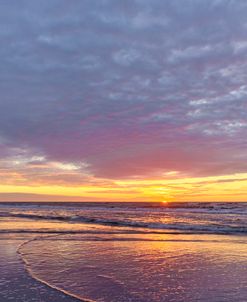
1,229,247,302
0,234,82,302
17,234,93,302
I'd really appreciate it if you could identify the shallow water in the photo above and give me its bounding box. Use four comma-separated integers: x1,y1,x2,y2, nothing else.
1,202,247,302
19,232,247,302
0,235,80,302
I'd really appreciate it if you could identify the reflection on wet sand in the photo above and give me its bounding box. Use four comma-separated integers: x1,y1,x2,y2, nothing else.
20,230,247,302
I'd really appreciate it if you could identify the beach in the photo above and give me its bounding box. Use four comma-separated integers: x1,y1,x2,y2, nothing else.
0,234,80,302
1,202,247,302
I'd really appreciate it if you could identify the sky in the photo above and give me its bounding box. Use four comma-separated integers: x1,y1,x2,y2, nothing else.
0,0,247,202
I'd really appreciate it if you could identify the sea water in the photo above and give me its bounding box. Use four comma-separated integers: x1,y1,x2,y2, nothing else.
0,202,247,301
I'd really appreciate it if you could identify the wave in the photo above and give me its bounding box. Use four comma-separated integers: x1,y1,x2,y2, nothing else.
17,236,94,302
2,211,247,235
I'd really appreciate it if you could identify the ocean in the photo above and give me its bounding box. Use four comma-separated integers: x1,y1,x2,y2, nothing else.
0,202,247,301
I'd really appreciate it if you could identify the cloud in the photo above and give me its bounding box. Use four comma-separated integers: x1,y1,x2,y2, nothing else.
0,0,247,182
0,193,108,202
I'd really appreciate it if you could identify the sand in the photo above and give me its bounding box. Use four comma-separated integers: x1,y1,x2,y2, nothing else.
0,235,81,302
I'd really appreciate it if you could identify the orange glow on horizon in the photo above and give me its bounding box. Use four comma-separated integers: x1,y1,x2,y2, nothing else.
0,172,247,202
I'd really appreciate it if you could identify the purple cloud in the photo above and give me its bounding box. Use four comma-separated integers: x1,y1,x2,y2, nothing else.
0,0,247,180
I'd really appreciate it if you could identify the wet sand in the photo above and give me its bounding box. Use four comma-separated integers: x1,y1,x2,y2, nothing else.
0,235,81,302
15,232,247,302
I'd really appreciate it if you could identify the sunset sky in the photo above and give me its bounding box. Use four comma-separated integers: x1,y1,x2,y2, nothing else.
0,0,247,202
